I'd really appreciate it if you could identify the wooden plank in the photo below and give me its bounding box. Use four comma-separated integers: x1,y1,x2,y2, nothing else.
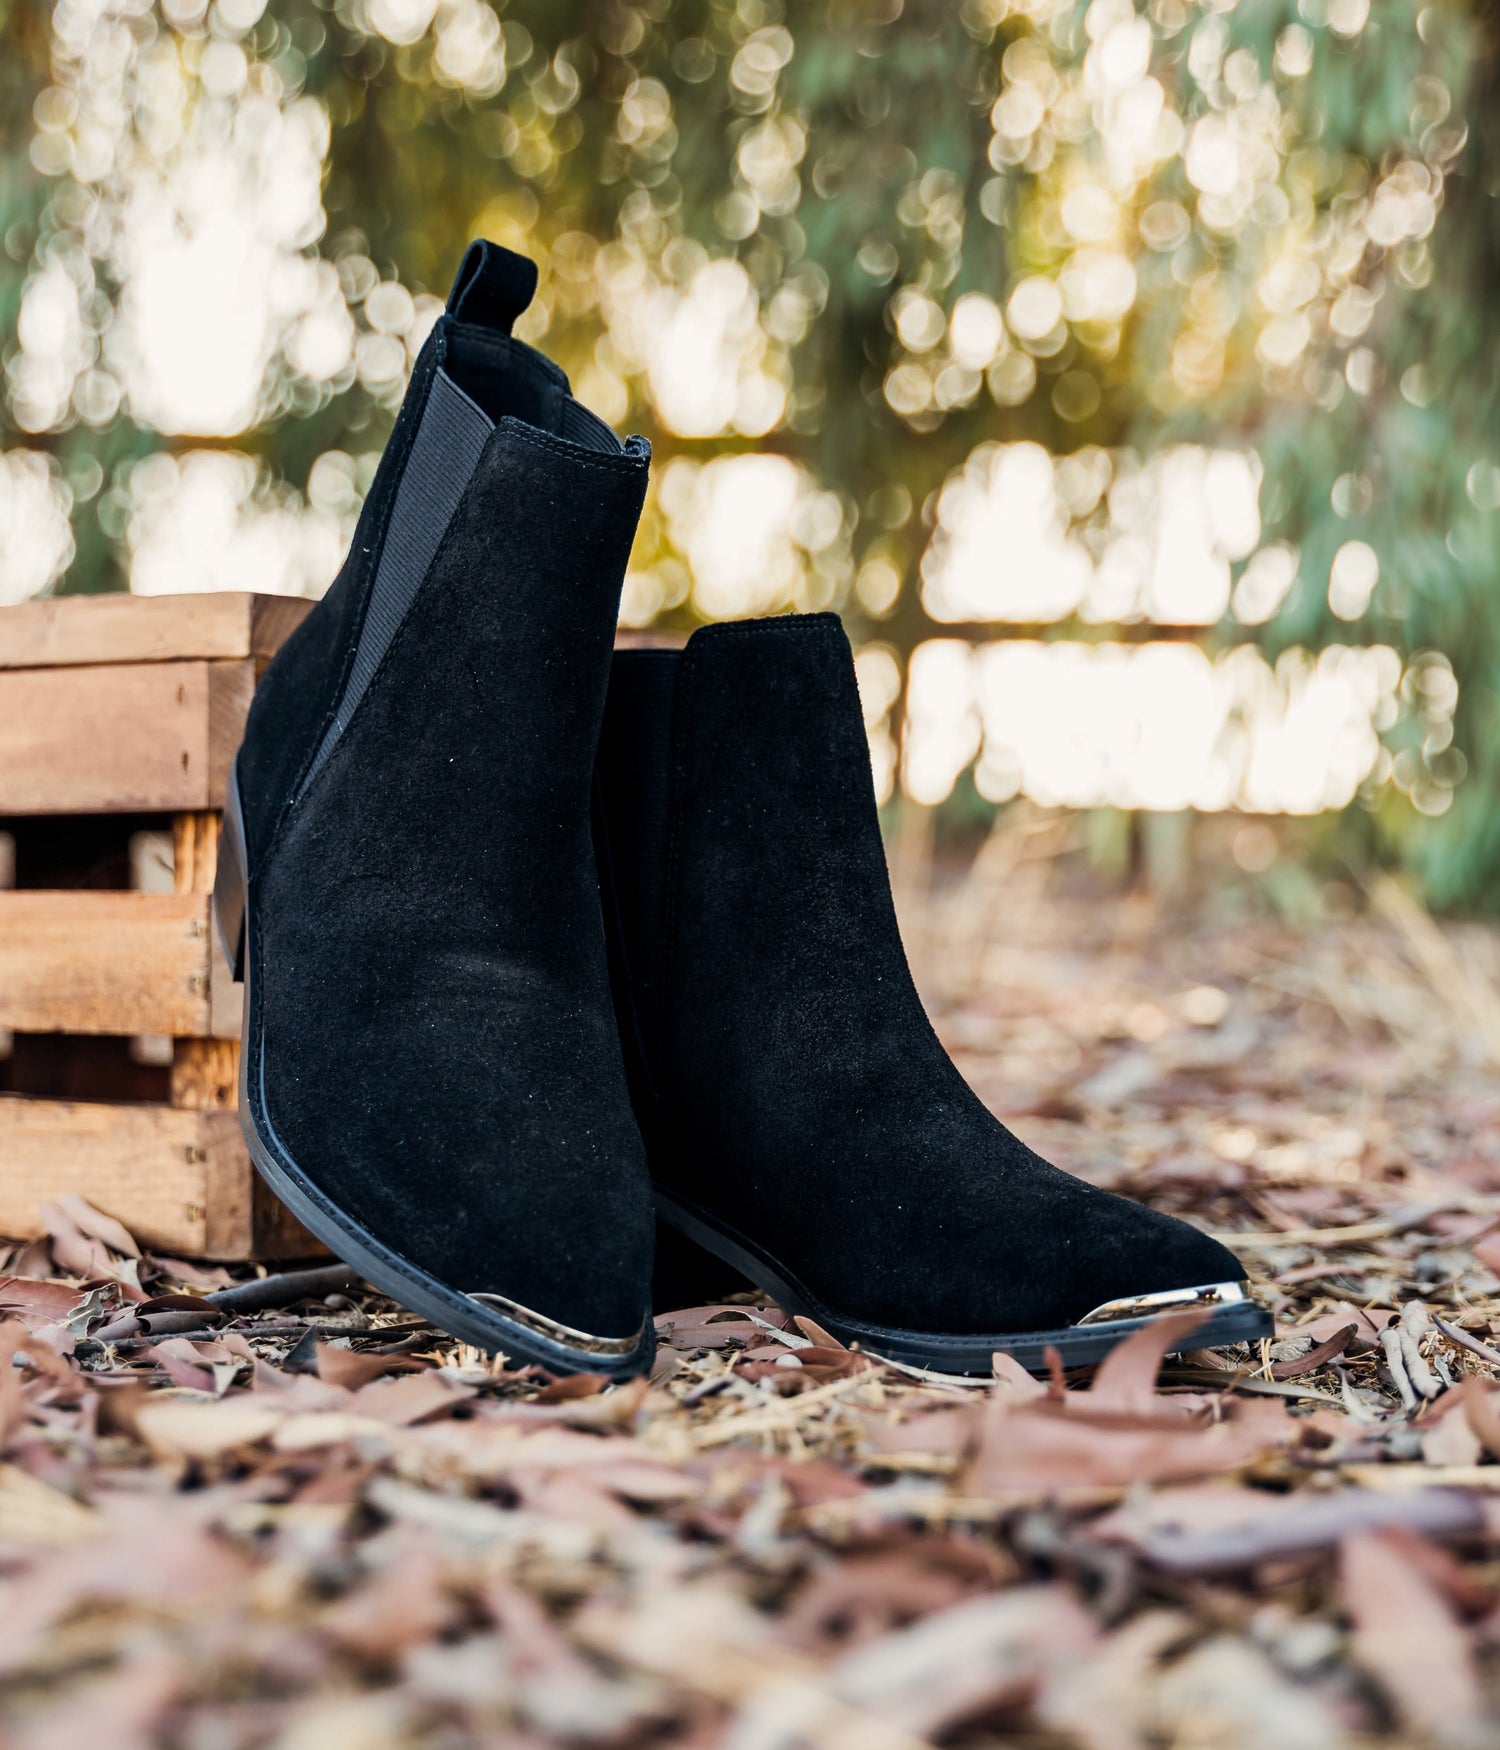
0,1096,237,1255
0,592,312,670
0,659,253,814
0,1096,322,1259
0,892,212,1036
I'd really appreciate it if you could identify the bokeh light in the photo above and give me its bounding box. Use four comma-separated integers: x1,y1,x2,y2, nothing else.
0,452,76,606
903,638,1400,815
1,0,1492,891
922,442,1259,626
125,450,357,597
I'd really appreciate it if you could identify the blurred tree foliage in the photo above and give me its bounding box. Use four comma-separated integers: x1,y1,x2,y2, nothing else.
1,0,1497,903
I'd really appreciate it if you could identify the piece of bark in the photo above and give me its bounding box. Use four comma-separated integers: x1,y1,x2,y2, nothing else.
204,1263,360,1316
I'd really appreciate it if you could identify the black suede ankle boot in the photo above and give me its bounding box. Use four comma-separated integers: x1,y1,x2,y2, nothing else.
213,242,655,1377
595,613,1271,1375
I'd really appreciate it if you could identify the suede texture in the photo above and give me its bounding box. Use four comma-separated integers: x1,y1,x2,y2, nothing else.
253,421,653,1338
238,263,583,879
238,326,445,878
598,614,1245,1336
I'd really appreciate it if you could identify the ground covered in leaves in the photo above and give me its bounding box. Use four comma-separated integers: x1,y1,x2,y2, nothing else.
6,842,1500,1748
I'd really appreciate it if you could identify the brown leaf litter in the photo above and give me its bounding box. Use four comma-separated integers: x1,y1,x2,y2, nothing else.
5,855,1500,1745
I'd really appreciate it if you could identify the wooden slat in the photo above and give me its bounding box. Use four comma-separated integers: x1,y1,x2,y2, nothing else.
170,808,243,1040
171,810,221,895
0,1096,321,1260
0,659,253,814
0,892,211,1035
0,1097,241,1256
0,592,312,670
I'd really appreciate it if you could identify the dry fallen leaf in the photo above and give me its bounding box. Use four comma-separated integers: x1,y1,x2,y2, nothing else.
3,879,1500,1747
1343,1527,1490,1746
0,1462,98,1546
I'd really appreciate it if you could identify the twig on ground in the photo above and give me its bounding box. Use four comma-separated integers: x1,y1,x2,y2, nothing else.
203,1263,361,1316
1215,1202,1497,1251
1434,1315,1500,1371
90,1307,224,1344
76,1318,429,1357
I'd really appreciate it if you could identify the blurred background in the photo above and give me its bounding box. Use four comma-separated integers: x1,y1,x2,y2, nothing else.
0,0,1495,907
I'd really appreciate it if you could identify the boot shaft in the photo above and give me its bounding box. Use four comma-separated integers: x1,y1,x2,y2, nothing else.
227,241,657,1356
240,241,646,879
596,614,914,1124
598,615,1255,1349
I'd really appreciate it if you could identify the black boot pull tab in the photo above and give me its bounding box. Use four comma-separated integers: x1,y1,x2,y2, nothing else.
446,239,538,333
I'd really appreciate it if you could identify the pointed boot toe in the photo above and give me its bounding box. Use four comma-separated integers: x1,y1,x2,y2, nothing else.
595,614,1270,1376
972,1173,1259,1352
1073,1195,1249,1318
216,242,655,1377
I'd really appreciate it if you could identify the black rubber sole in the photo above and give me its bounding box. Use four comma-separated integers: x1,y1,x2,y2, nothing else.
654,1188,1271,1377
212,772,655,1381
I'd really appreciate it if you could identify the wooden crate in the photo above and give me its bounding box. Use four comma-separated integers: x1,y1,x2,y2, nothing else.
0,592,320,1260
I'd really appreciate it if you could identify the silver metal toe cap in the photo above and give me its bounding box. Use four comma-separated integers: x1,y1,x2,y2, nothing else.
466,1291,648,1356
1076,1279,1257,1326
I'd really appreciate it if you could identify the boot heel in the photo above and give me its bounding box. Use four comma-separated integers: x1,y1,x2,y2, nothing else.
212,767,248,984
